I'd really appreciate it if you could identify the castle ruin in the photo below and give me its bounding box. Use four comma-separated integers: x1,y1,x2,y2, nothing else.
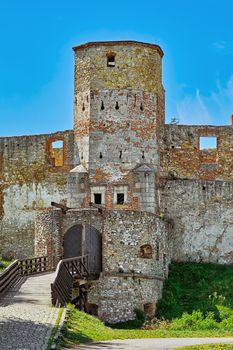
1,41,233,322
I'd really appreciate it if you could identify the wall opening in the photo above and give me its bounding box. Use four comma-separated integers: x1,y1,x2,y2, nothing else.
199,136,217,150
94,193,102,205
50,140,64,167
113,186,128,205
139,244,152,259
63,224,102,275
117,193,124,205
143,303,155,317
91,186,106,205
107,54,115,67
156,241,160,261
88,303,98,316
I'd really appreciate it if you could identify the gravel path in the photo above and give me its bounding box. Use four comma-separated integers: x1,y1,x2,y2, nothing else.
72,337,233,350
0,272,59,350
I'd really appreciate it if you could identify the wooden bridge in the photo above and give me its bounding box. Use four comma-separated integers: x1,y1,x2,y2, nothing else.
0,255,91,309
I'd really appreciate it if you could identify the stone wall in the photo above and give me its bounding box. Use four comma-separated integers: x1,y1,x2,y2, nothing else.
160,179,233,264
161,124,233,181
89,210,171,323
72,41,165,213
35,209,171,322
0,130,75,258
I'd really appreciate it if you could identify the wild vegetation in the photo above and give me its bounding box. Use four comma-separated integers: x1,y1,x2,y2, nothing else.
58,262,233,348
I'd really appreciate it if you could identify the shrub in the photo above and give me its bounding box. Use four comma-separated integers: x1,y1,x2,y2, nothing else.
169,311,218,331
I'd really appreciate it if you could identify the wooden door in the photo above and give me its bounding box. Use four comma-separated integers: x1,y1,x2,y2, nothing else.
84,225,102,275
63,224,83,258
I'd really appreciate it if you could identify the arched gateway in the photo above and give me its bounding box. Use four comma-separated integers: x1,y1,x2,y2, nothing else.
63,224,102,275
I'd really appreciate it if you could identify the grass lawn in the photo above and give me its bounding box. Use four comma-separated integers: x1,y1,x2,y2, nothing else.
57,262,233,348
57,306,233,349
177,345,233,350
0,257,13,272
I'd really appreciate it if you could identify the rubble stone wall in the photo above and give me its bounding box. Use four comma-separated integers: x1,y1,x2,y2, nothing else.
0,130,74,258
160,179,233,264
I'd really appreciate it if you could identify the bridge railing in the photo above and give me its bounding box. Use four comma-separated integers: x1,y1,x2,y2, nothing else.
0,256,49,297
0,260,19,296
51,255,89,307
19,256,49,276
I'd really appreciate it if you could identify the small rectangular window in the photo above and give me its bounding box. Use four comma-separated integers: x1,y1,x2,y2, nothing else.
117,193,124,205
50,140,64,167
94,193,102,205
200,136,217,150
107,55,115,67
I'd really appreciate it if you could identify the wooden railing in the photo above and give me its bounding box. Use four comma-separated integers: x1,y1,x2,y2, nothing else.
0,260,19,295
0,256,49,297
19,256,49,276
51,255,89,307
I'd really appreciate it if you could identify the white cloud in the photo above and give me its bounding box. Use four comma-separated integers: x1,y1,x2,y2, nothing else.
212,41,226,49
174,75,233,125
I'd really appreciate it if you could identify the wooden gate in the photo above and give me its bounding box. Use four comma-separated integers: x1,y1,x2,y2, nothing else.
63,224,102,276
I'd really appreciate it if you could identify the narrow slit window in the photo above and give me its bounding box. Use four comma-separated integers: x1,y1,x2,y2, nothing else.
200,137,217,150
94,193,102,205
117,193,124,205
107,55,115,67
101,101,105,110
115,101,119,110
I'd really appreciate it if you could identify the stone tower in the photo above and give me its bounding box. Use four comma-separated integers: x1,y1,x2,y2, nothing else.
71,41,165,212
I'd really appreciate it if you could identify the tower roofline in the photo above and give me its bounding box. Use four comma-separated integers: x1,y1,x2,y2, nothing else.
72,40,164,57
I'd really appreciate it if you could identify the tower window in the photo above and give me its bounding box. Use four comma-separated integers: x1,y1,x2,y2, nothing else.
107,55,115,67
94,193,102,205
117,193,124,205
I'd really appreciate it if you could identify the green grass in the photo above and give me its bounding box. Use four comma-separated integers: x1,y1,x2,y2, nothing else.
177,345,233,350
157,261,233,321
0,257,13,272
47,307,64,349
57,262,233,348
57,306,233,348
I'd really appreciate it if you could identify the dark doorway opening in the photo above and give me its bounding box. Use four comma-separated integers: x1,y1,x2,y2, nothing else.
63,224,102,275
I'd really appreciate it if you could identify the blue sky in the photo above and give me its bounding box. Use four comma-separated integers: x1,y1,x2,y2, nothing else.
0,0,233,136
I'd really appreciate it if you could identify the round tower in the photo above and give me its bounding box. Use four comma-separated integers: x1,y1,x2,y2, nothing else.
72,41,164,211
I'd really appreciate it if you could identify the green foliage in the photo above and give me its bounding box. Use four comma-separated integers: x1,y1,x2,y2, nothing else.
0,257,13,272
169,311,218,331
157,262,233,321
